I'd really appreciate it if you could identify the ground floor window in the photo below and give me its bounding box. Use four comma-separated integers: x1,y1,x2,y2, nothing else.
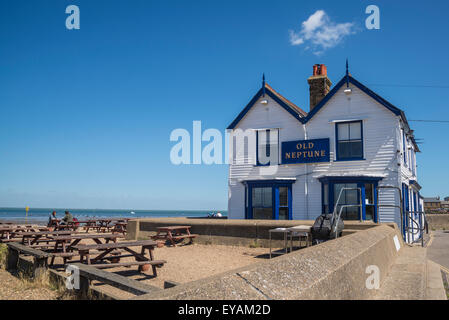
245,181,293,220
319,177,381,222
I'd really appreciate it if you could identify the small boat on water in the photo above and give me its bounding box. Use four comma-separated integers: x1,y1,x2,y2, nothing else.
207,212,223,218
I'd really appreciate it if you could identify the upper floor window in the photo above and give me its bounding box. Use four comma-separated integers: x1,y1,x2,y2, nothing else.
256,129,278,166
336,121,363,161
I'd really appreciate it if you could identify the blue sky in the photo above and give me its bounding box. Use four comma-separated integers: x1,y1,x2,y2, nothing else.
1,0,449,210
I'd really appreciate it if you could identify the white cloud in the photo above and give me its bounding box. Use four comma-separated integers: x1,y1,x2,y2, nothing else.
289,10,356,55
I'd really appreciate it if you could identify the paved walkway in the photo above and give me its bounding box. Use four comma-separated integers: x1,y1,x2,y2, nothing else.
374,246,427,299
374,234,447,300
427,231,449,271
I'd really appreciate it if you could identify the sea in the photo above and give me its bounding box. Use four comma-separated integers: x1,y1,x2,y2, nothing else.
0,207,227,225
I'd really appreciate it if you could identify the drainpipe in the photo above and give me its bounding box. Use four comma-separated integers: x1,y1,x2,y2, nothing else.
303,123,309,219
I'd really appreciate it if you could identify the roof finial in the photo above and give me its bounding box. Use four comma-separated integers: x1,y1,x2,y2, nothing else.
262,73,266,96
345,58,349,88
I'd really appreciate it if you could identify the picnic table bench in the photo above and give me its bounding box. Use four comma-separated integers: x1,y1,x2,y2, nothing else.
151,226,197,246
112,222,127,235
19,230,74,246
73,240,165,275
0,226,50,242
81,218,129,233
7,243,50,279
48,233,125,265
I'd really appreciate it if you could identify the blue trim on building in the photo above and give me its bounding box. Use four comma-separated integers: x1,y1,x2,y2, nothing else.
318,176,383,223
227,87,305,130
335,120,364,161
243,180,295,220
227,74,408,130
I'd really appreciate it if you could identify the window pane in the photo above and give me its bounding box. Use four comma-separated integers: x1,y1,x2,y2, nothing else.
279,187,288,207
349,122,361,139
265,130,270,157
279,208,289,220
341,207,359,220
338,141,351,159
262,187,272,207
323,184,329,205
346,189,358,204
252,187,272,208
349,141,363,158
365,206,374,221
334,184,345,204
257,129,279,165
253,208,273,220
323,183,329,214
338,123,349,141
334,183,359,220
252,188,262,207
365,183,374,205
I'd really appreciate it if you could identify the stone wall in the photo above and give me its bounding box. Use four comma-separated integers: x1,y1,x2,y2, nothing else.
127,217,379,247
426,214,449,230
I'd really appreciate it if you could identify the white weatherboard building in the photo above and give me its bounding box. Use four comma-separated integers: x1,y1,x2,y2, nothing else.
227,64,424,243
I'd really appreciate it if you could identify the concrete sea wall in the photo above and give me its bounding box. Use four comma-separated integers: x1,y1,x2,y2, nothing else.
134,224,403,300
426,214,449,230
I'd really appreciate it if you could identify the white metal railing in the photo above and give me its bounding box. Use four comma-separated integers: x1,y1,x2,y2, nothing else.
331,187,362,239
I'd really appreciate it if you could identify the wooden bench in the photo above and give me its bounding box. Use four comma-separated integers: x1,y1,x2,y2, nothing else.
49,252,79,264
19,230,74,246
0,239,22,243
172,234,197,240
48,233,124,266
7,243,50,279
67,263,160,296
92,260,165,269
152,226,197,246
73,240,165,275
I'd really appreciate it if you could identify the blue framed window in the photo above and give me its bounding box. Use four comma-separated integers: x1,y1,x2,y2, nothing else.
256,129,278,166
335,121,363,161
402,130,407,166
319,176,381,222
245,180,293,220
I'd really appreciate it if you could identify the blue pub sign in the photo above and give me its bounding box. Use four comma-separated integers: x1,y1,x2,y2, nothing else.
282,138,330,164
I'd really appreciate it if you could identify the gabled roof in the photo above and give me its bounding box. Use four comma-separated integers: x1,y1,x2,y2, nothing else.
226,83,307,130
227,73,420,152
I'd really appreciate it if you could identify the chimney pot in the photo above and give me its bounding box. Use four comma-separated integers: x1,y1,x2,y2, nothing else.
308,64,332,111
312,64,327,76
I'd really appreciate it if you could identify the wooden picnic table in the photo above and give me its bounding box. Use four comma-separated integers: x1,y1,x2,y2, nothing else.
72,240,165,275
112,222,127,235
19,230,74,246
48,233,125,265
151,226,197,246
0,226,49,242
81,218,129,233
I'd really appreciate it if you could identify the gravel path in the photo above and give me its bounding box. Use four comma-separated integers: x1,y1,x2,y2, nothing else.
0,269,58,300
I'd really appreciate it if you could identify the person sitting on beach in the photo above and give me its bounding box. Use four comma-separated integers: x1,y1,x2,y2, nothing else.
61,210,74,225
47,211,58,227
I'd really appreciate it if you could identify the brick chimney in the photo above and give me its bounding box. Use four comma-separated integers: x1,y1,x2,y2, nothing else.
307,64,332,111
